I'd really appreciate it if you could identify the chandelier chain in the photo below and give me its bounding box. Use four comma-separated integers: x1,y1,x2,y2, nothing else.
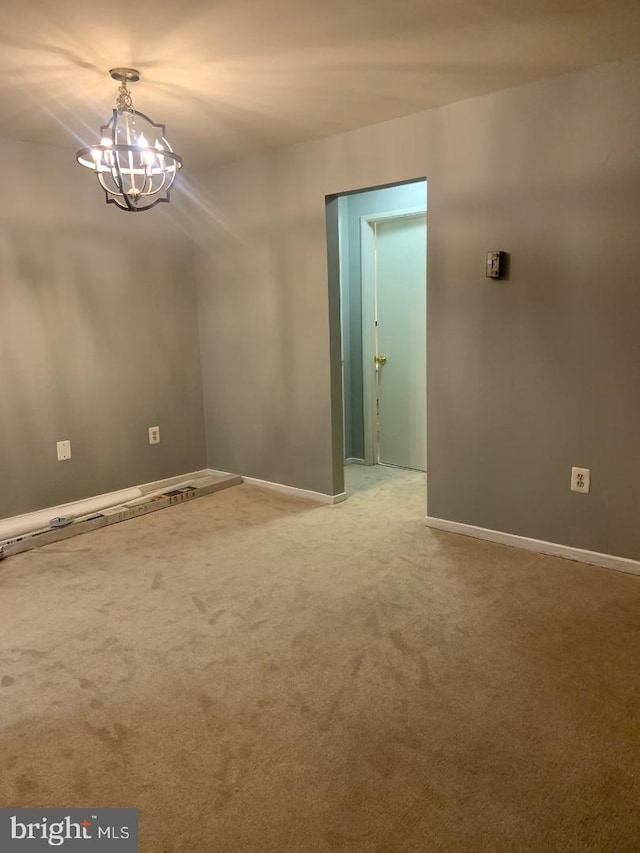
115,80,134,112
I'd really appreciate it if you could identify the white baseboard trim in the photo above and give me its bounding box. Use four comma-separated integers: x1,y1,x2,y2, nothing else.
138,468,220,494
345,458,366,465
424,516,640,576
242,476,347,505
203,468,237,479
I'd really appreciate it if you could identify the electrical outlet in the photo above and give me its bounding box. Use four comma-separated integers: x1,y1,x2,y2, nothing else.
571,467,590,494
57,440,71,461
148,426,160,445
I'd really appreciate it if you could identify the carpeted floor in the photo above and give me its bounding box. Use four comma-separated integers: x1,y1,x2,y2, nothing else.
1,464,640,852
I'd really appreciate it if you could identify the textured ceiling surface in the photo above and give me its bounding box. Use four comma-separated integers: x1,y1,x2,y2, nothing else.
2,0,640,169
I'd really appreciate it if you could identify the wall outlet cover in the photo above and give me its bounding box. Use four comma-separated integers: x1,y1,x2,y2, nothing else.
571,466,590,494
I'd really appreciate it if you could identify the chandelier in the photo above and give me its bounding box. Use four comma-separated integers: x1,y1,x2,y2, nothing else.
76,68,183,212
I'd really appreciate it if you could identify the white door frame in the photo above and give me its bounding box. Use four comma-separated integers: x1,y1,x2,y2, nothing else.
338,211,347,460
360,206,427,466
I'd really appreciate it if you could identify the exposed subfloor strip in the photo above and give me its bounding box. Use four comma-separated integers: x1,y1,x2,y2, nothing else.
0,472,241,561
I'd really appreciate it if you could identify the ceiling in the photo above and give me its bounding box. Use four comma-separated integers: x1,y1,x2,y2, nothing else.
2,0,640,170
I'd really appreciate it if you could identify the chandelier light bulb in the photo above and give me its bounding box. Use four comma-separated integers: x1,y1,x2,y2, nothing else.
76,68,183,212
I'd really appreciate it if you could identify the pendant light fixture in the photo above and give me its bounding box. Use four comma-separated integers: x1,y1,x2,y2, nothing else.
76,68,183,212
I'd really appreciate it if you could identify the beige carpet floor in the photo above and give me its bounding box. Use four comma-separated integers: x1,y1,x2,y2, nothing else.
1,465,640,852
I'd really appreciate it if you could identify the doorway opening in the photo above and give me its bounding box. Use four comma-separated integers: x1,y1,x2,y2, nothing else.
326,179,427,496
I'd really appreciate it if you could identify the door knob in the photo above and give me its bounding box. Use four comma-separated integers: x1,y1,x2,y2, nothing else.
374,355,387,365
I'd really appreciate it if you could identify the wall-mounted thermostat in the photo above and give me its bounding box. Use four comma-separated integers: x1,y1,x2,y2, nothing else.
486,251,506,279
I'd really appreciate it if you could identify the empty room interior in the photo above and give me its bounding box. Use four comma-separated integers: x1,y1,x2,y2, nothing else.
2,1,640,850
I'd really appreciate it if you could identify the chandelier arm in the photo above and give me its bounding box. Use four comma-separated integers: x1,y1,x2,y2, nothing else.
108,166,124,196
143,165,153,194
120,111,139,200
105,110,128,200
146,170,158,196
110,152,136,212
97,171,114,199
154,168,167,192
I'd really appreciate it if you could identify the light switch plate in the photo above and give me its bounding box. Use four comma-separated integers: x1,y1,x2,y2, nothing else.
57,440,71,461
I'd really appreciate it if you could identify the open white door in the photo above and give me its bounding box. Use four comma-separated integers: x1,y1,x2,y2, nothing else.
362,211,427,471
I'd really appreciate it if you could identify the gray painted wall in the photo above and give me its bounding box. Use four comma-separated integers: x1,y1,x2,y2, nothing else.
339,182,427,460
194,55,640,560
0,139,207,518
190,155,339,495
